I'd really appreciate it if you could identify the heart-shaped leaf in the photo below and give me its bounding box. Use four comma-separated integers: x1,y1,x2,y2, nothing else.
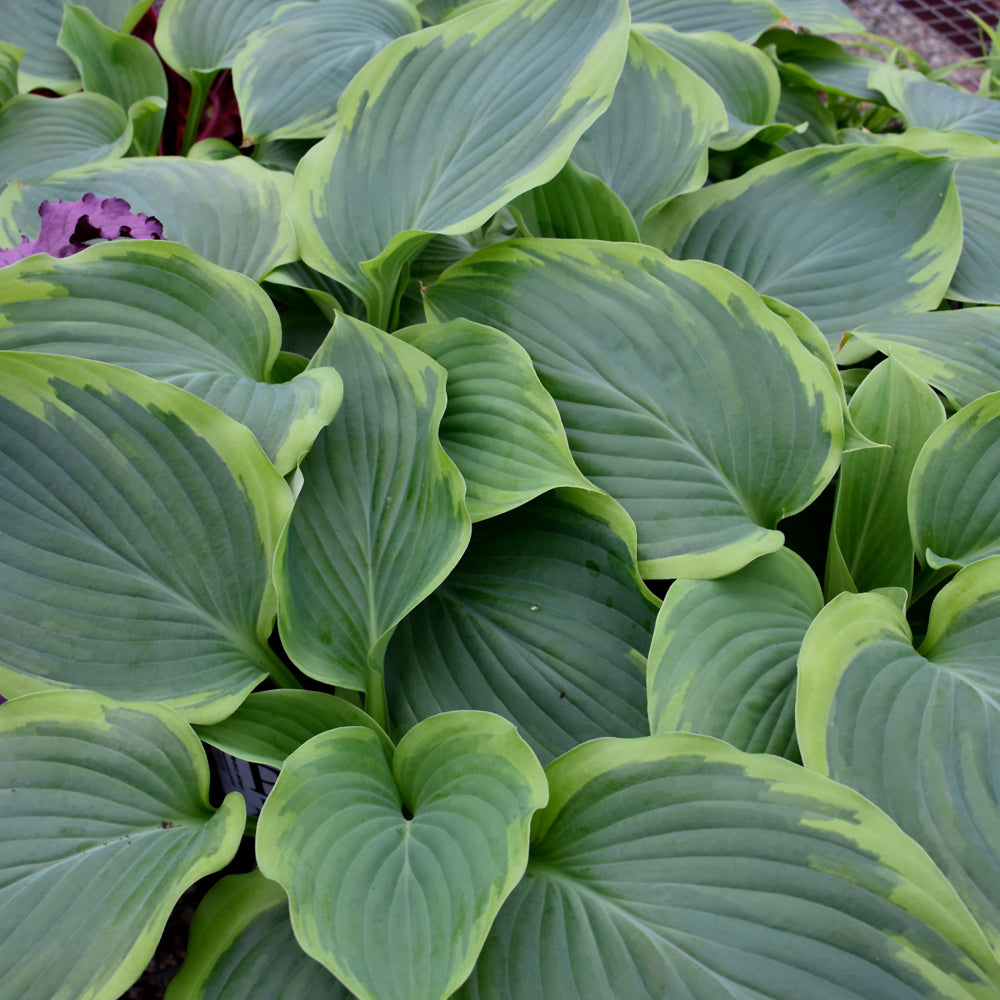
647,546,822,758
256,711,547,1000
0,240,342,474
0,155,296,279
798,558,1000,949
395,319,591,520
570,29,726,221
425,239,843,579
289,0,629,324
166,870,355,1000
455,734,1000,999
0,92,132,185
275,315,471,695
852,307,1000,409
0,690,246,1000
386,488,657,763
826,359,945,597
0,352,293,722
909,392,1000,571
233,0,421,143
642,144,962,345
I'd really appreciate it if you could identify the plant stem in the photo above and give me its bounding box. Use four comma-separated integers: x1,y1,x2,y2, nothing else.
262,645,303,690
365,664,388,731
910,563,955,605
181,72,212,156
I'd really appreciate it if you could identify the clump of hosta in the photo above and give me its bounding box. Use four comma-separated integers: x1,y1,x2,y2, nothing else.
2,1,1000,999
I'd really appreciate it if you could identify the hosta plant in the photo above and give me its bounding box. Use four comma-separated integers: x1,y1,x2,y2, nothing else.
2,0,1000,998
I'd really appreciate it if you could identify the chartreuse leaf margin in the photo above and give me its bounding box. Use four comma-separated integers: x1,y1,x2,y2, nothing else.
256,711,547,1000
798,558,1000,951
164,869,352,1000
275,314,471,717
456,734,1000,999
0,239,343,474
0,351,294,722
425,238,843,579
290,0,630,325
0,690,245,1000
1,0,999,996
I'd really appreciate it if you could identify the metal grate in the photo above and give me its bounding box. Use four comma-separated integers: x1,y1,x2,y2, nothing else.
894,0,1000,56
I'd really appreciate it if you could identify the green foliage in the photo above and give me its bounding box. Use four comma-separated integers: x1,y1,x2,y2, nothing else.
2,0,1000,997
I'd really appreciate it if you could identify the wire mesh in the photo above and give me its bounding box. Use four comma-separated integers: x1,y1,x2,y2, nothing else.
890,0,1000,56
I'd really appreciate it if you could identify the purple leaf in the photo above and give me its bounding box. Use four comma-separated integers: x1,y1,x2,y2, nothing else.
0,193,164,266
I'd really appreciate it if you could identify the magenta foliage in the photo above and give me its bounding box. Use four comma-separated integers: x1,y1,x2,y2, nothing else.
0,193,164,266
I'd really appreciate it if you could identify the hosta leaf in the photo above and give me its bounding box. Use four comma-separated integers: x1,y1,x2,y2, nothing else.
643,144,962,345
774,0,863,32
775,82,839,150
638,24,783,152
949,151,1000,304
457,734,1000,1000
570,30,726,221
851,307,1000,409
0,353,293,722
798,560,1000,949
760,294,873,452
826,359,945,597
386,488,656,763
425,239,843,579
909,392,1000,571
762,28,883,100
0,240,342,474
0,690,245,1000
166,871,355,1000
0,43,23,105
844,128,1000,306
233,0,421,143
276,314,471,691
155,0,302,79
872,66,1000,142
58,3,167,157
0,156,296,279
509,160,640,242
0,93,131,185
290,0,629,325
627,0,783,42
0,0,148,93
195,689,392,768
395,319,591,520
417,0,454,22
646,546,821,758
256,712,547,1000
